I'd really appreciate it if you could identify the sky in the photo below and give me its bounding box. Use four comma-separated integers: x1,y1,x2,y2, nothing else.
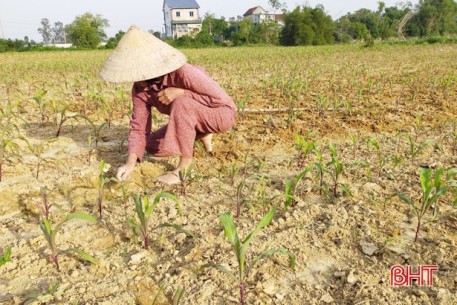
0,0,418,42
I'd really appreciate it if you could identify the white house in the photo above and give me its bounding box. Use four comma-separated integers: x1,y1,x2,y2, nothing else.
243,6,284,26
163,0,202,38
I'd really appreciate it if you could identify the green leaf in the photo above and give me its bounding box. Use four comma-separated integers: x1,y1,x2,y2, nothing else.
329,143,337,157
155,223,195,238
420,168,432,193
0,247,11,265
4,247,11,262
133,195,146,226
212,265,239,281
128,219,139,233
69,248,98,265
151,192,179,216
446,168,457,180
220,212,239,248
99,160,106,173
239,208,276,278
252,247,296,269
173,287,185,305
294,164,314,185
397,193,414,207
64,212,97,223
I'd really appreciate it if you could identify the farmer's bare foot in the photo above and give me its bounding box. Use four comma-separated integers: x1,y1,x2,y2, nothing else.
155,172,180,185
155,156,193,185
200,134,213,152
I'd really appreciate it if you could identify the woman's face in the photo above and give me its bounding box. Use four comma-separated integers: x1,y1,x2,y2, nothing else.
136,80,149,88
135,76,164,92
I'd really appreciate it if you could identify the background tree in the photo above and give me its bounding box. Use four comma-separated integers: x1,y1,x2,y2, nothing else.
52,22,66,43
413,0,457,36
65,13,109,48
37,18,52,44
252,19,281,44
280,5,334,46
105,30,125,49
202,13,227,40
268,0,285,14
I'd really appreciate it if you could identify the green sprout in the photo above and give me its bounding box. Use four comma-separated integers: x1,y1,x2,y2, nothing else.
54,105,78,137
173,287,184,305
235,179,248,218
284,165,314,211
294,132,316,167
313,148,326,195
406,133,432,162
37,186,52,220
397,167,457,242
0,247,11,266
367,138,390,176
218,208,295,305
0,126,20,182
33,88,48,126
178,163,195,196
97,160,116,219
40,213,97,271
327,144,345,197
28,142,57,180
129,193,189,250
79,115,107,147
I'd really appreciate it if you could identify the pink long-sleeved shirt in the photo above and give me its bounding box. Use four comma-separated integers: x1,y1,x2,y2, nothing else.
128,63,236,160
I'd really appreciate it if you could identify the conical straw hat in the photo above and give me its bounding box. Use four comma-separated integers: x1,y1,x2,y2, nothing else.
100,25,187,83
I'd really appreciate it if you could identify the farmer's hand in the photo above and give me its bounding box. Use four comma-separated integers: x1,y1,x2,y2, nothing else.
157,87,185,105
116,163,135,181
116,153,138,181
116,164,135,181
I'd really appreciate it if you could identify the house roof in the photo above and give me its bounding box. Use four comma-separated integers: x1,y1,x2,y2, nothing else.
243,6,267,17
164,0,200,9
275,14,284,22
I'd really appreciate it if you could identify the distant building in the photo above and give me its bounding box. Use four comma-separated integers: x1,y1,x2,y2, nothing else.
163,0,202,38
243,6,284,26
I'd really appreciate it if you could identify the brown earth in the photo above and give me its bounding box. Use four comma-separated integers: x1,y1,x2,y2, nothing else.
0,45,457,305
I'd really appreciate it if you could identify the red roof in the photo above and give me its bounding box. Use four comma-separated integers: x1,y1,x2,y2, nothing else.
243,6,262,17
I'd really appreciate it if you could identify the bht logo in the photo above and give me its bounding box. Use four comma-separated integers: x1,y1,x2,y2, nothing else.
390,265,438,287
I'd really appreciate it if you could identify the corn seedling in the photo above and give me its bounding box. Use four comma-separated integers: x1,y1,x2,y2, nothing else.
173,287,185,305
129,192,189,250
79,115,106,147
24,283,70,304
218,208,295,305
0,129,19,182
54,105,79,137
294,132,316,167
28,142,57,180
97,160,116,219
235,179,247,218
367,138,390,176
327,144,346,198
33,88,48,126
286,108,297,128
406,133,432,162
0,247,11,266
225,162,241,186
178,163,195,196
284,165,314,211
253,174,275,212
40,212,97,271
36,186,52,220
87,135,95,166
397,167,457,242
313,149,326,195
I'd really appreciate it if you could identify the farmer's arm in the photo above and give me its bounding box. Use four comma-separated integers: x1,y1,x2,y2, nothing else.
117,86,151,181
170,64,235,108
